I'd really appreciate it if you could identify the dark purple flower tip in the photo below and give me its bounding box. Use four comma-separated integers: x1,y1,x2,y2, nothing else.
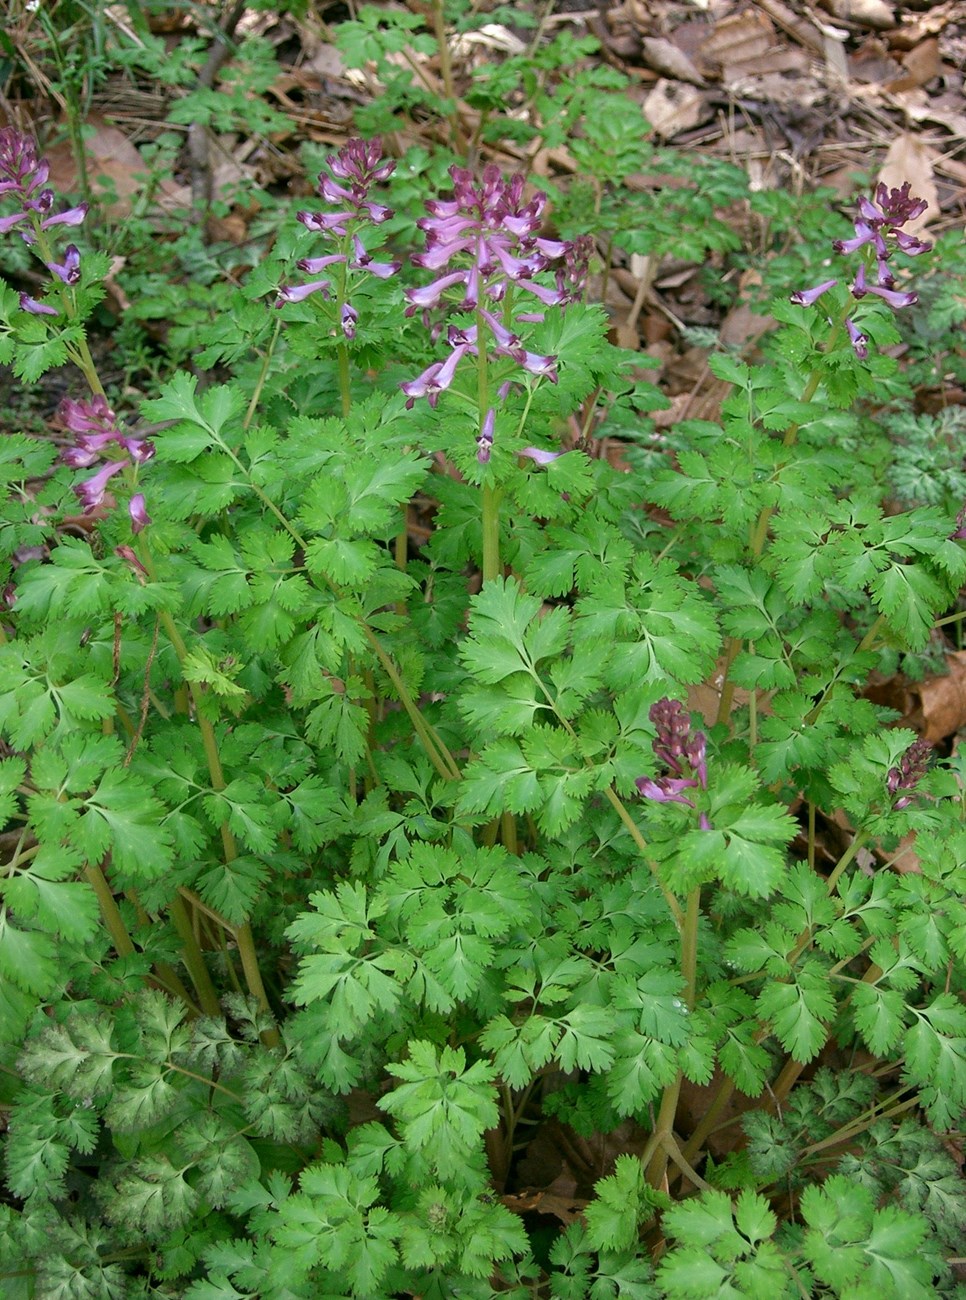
845,317,868,360
790,278,838,307
341,303,358,339
128,493,150,533
326,138,396,188
874,181,928,227
47,243,81,285
951,504,966,541
41,202,87,230
276,279,332,306
73,459,128,512
520,446,562,466
18,293,58,316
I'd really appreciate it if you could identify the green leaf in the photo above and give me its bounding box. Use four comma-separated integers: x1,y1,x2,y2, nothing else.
74,769,175,880
584,1155,654,1253
756,964,836,1062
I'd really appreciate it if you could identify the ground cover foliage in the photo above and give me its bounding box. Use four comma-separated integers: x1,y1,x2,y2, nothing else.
1,1,966,1296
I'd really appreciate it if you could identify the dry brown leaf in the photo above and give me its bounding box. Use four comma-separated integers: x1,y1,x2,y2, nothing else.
640,36,706,85
819,0,896,29
700,10,775,75
643,80,707,140
919,650,966,742
886,37,942,91
877,132,939,229
889,0,960,50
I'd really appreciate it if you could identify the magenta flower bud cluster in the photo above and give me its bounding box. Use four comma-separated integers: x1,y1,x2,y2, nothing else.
885,737,932,810
400,165,592,454
636,698,711,828
276,137,399,333
0,127,88,317
790,182,931,359
59,395,153,532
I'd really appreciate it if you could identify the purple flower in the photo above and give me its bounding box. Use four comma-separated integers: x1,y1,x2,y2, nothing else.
121,437,155,464
520,446,562,466
59,394,120,437
637,698,711,825
400,344,473,409
128,493,150,533
635,776,696,807
951,504,966,541
886,737,932,809
476,408,495,464
0,212,27,234
276,278,333,306
845,318,868,359
297,253,346,275
341,303,358,339
794,181,930,358
283,138,398,329
73,459,127,513
47,243,81,285
851,261,917,309
40,203,87,230
18,293,58,316
789,278,837,307
401,162,584,405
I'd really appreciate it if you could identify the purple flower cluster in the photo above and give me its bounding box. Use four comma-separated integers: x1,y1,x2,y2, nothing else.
886,737,932,810
791,182,932,358
59,395,153,532
0,127,87,316
276,138,399,332
401,163,591,462
636,698,711,829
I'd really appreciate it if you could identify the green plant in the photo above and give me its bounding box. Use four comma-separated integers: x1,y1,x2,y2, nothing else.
0,106,965,1300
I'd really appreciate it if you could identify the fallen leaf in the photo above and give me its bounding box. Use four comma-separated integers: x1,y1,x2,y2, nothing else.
640,36,706,86
819,0,896,30
919,650,966,742
643,80,707,140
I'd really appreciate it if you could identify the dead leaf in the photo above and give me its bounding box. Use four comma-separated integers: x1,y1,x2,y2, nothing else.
919,650,966,742
886,37,942,91
819,0,896,29
643,80,707,140
877,132,939,229
640,36,706,86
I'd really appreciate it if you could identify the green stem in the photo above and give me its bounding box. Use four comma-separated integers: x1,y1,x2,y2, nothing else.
168,893,222,1017
481,482,501,583
645,887,700,1188
84,862,136,957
